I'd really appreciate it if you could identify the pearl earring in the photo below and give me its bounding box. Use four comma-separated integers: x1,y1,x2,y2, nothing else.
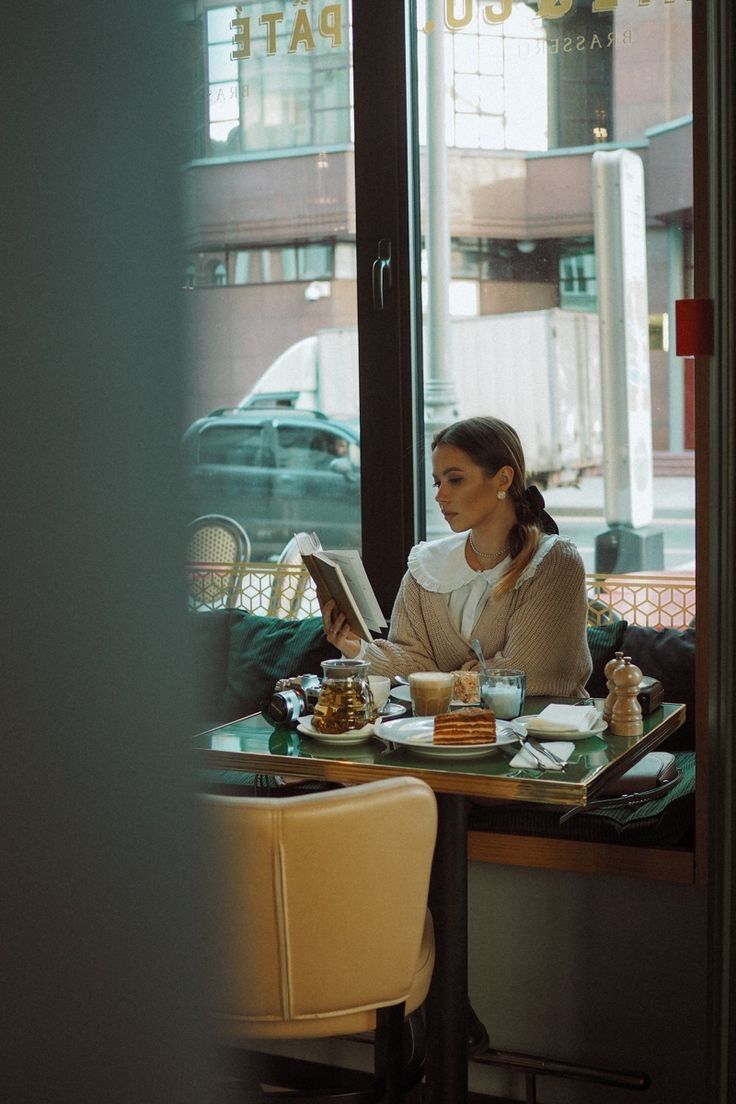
497,489,506,500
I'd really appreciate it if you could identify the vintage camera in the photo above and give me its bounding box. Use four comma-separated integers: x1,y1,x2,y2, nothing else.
268,674,322,724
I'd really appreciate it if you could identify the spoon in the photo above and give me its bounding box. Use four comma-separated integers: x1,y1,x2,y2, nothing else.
470,639,490,677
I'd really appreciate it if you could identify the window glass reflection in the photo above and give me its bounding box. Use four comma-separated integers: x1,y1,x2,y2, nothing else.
416,0,694,582
182,2,359,568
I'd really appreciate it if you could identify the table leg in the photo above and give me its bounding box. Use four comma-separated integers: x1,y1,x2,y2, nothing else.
424,793,469,1104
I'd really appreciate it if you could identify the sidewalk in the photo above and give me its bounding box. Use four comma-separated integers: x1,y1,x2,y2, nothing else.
543,475,695,520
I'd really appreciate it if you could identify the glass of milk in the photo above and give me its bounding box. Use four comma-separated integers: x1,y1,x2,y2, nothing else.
480,669,526,720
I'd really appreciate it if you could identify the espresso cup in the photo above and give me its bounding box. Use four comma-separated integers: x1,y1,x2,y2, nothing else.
409,672,454,716
368,675,391,710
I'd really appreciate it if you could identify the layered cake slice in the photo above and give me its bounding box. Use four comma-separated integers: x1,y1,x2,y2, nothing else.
433,708,496,745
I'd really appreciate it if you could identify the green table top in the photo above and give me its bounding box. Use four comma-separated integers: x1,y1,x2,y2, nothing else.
192,697,686,807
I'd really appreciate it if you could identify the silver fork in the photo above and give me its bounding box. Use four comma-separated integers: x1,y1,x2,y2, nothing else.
511,721,566,769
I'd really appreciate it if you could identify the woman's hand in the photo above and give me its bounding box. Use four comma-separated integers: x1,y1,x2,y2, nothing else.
320,597,362,658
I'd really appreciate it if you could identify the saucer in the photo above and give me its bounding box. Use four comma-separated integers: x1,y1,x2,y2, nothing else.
297,715,376,745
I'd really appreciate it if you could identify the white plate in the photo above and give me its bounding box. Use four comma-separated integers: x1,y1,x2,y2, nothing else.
297,715,375,745
389,683,480,709
515,714,608,741
374,716,516,759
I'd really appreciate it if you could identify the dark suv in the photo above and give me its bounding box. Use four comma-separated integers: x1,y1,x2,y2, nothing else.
183,406,361,561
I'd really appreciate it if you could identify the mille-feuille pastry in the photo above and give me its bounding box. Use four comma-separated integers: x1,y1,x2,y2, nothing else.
433,708,496,745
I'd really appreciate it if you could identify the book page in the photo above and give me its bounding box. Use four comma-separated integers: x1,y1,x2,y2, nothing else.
323,549,387,632
294,532,374,642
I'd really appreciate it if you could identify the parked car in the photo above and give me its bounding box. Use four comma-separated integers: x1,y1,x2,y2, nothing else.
183,406,361,561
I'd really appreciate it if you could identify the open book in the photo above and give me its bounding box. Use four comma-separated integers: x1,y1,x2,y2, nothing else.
294,532,387,643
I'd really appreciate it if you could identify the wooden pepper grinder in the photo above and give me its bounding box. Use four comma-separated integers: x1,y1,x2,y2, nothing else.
603,650,625,721
610,656,644,737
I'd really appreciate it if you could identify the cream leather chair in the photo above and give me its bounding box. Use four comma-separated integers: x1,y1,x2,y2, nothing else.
202,777,437,1103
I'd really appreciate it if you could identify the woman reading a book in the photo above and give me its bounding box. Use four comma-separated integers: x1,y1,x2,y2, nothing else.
320,415,591,697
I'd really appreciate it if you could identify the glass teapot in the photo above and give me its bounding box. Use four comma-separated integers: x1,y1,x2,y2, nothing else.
312,658,376,734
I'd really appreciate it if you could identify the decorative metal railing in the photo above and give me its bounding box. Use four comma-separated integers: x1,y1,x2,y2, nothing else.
585,573,696,630
187,562,320,618
187,562,696,630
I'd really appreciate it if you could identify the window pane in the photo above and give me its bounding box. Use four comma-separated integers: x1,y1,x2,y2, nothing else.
182,1,361,566
194,3,351,159
414,1,695,583
199,426,262,466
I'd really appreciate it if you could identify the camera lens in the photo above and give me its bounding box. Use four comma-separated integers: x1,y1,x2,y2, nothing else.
268,688,305,724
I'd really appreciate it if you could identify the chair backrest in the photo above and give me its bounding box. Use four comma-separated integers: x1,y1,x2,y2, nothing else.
266,536,316,617
201,777,437,1032
187,514,251,609
188,514,251,565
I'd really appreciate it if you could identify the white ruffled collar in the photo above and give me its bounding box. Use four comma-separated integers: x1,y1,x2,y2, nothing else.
407,531,559,594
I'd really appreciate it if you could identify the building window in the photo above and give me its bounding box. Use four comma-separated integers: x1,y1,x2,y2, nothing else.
559,250,597,311
211,261,227,286
190,242,337,288
547,7,614,149
202,3,351,158
416,0,548,151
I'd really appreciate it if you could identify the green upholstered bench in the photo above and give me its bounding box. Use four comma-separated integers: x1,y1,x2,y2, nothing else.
190,608,339,794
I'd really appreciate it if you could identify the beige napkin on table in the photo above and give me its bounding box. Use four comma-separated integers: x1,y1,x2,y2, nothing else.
509,740,575,771
524,704,602,734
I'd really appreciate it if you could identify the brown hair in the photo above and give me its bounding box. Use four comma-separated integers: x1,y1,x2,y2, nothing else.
431,416,545,594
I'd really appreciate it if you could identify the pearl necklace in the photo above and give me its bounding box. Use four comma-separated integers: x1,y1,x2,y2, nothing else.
468,533,509,561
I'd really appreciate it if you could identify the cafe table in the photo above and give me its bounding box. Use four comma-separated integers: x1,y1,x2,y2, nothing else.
192,697,685,1104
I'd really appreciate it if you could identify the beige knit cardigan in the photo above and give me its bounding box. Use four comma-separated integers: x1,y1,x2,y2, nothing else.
363,538,592,698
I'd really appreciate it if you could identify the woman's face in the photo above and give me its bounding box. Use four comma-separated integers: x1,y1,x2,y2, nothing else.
432,443,513,532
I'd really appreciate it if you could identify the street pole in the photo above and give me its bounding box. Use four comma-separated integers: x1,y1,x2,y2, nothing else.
592,149,664,573
424,2,459,518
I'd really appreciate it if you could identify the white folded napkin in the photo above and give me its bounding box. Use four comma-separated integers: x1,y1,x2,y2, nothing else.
509,740,575,771
525,704,601,734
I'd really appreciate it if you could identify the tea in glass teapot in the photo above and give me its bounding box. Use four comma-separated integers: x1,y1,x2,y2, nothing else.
312,658,376,734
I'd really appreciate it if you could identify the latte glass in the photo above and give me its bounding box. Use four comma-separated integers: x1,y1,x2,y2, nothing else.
409,672,454,716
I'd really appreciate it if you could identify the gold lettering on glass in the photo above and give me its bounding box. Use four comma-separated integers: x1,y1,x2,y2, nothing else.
230,16,251,60
446,0,473,30
289,8,316,52
482,0,512,26
319,4,343,47
259,12,284,55
538,0,574,18
593,0,619,12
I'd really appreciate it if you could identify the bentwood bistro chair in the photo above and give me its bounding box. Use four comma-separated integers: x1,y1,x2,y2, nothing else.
201,777,437,1103
187,514,251,609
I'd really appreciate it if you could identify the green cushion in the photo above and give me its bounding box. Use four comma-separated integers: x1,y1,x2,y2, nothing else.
188,611,233,727
223,611,339,720
585,619,628,698
469,751,695,847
